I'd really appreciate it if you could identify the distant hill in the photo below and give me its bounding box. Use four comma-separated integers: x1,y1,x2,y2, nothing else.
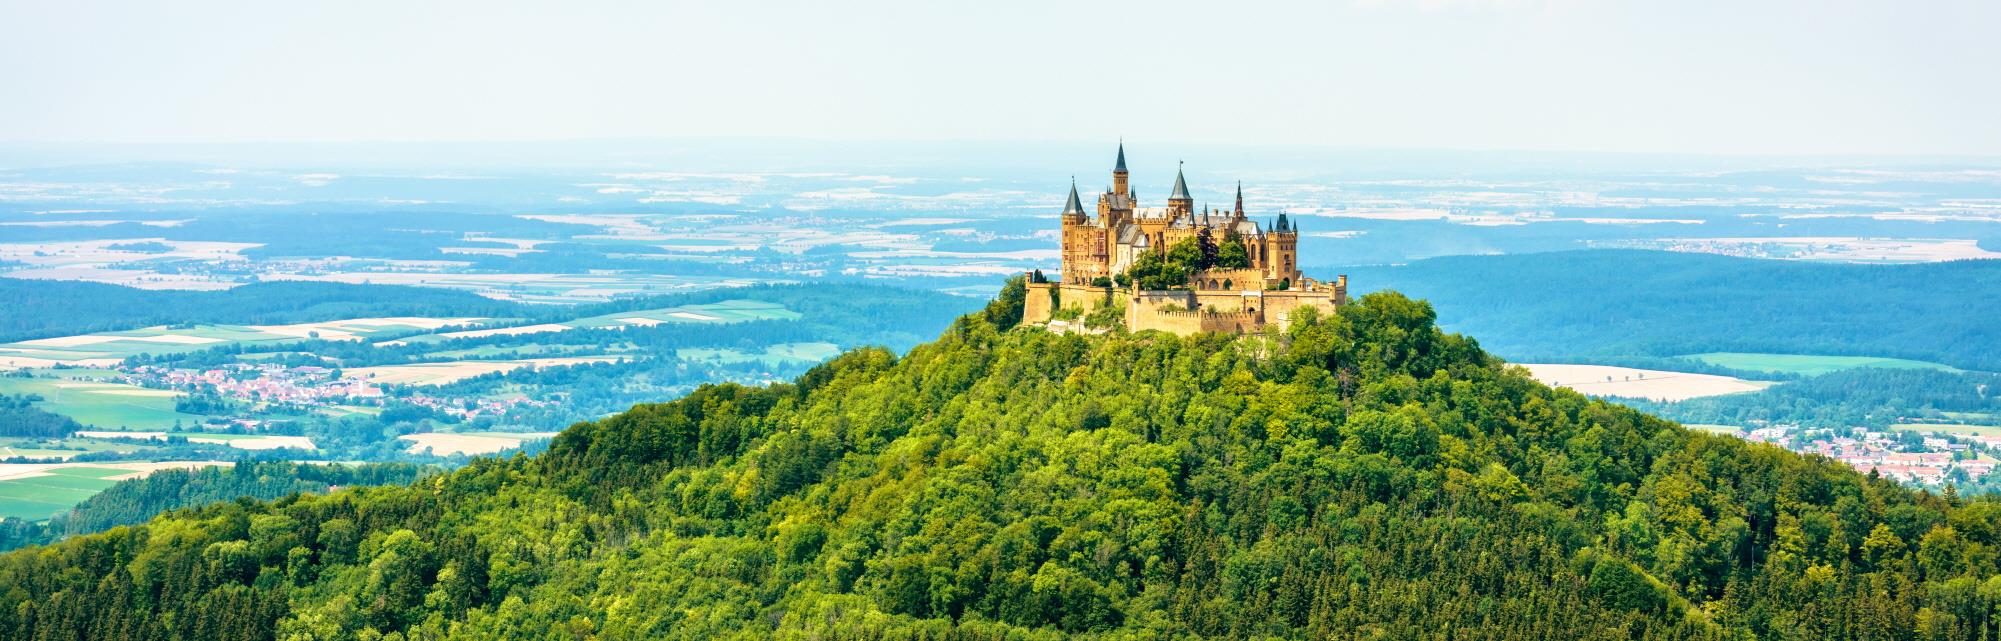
1342,250,2001,370
0,279,521,343
3,285,1996,639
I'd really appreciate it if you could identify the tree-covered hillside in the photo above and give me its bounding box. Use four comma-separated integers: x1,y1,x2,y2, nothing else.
1341,250,2001,370
4,285,1999,640
0,280,520,343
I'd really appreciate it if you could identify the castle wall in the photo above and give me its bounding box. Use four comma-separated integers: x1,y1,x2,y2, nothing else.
1056,284,1113,315
1188,268,1266,291
1190,290,1259,312
1023,282,1056,324
1260,289,1341,328
1200,311,1262,334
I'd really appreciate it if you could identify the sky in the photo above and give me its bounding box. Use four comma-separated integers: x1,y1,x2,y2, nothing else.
2,0,1998,157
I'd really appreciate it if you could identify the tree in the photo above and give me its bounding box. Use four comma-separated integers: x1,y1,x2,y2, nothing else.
1215,229,1251,269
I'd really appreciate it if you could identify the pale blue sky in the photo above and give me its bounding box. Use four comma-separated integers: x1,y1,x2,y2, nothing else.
2,0,1996,156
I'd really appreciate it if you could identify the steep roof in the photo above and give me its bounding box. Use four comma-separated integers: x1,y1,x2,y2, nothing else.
1114,142,1128,173
1062,180,1085,215
1170,163,1191,201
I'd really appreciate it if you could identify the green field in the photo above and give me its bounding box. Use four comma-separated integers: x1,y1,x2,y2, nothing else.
677,342,841,368
0,377,209,430
558,299,801,329
1890,424,2001,437
390,299,803,346
0,436,147,460
0,467,125,520
1680,352,1960,377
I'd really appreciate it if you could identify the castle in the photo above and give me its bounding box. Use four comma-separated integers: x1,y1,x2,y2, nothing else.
1021,144,1347,335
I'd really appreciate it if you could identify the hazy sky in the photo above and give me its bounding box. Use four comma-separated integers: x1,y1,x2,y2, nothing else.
3,0,1997,156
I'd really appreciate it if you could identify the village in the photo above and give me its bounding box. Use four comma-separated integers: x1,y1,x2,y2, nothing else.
1737,422,2001,486
121,362,554,423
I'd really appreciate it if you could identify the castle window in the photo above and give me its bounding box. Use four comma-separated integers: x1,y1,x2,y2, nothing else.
1223,279,1232,289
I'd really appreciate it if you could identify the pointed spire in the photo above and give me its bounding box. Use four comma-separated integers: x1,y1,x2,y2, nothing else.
1234,181,1244,215
1062,178,1085,215
1276,212,1290,232
1170,161,1191,201
1114,140,1128,173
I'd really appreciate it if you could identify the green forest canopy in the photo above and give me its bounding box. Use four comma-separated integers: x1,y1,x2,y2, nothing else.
4,285,2001,639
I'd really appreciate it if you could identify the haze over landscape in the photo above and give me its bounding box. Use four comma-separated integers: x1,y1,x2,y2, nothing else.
3,2,2001,640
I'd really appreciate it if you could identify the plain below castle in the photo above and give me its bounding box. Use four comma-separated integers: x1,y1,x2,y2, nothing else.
1022,144,1347,335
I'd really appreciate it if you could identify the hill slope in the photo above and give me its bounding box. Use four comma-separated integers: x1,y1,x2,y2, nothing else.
1342,250,2001,370
2,286,1997,640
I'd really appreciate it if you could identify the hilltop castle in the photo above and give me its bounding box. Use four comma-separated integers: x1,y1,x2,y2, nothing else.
1022,144,1347,335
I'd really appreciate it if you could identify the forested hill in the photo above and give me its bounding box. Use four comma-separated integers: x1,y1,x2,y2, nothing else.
1341,250,2001,370
0,280,519,343
7,284,2001,640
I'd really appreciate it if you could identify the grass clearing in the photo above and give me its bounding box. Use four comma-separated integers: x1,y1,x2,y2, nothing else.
1680,352,1960,377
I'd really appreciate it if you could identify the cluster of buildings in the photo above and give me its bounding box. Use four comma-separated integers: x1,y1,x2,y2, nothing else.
394,392,552,421
125,362,549,421
134,363,382,405
1021,144,1347,335
1737,423,1998,485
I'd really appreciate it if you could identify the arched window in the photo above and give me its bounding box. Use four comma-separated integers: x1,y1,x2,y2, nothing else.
1222,279,1232,289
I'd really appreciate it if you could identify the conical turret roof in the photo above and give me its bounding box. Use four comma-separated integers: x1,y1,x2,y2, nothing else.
1062,179,1085,215
1114,142,1128,173
1170,162,1191,201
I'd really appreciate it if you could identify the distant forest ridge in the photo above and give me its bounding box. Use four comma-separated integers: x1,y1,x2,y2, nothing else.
0,279,981,347
0,280,518,343
1342,250,2001,371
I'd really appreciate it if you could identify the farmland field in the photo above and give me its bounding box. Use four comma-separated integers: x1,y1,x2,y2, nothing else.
72,431,317,451
384,299,799,346
1889,424,2001,437
341,356,620,386
677,342,842,368
1520,363,1773,402
0,317,487,366
0,462,228,520
1680,352,1960,377
0,377,208,429
0,436,147,460
400,431,557,456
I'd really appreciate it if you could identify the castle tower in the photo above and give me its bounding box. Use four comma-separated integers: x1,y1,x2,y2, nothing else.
1167,161,1193,218
1061,178,1087,224
1059,179,1112,285
1112,142,1130,196
1264,212,1299,284
1233,182,1245,218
